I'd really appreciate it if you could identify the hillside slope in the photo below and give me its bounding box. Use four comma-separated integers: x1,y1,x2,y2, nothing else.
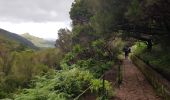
21,33,55,48
0,28,38,49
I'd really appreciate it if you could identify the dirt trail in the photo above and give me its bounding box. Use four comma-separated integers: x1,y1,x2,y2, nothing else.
115,59,162,100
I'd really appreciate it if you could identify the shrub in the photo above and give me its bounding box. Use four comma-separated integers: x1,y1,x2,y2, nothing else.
14,68,114,100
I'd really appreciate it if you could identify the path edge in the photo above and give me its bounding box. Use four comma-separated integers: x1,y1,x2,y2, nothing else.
131,55,170,100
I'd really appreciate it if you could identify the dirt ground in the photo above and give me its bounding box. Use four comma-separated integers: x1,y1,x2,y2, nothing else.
115,59,162,100
82,59,162,100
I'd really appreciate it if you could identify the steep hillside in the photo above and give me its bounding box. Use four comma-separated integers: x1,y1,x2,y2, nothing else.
0,28,38,49
0,36,25,51
21,33,55,48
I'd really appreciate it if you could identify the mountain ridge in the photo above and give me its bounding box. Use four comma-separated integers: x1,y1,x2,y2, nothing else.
0,28,38,49
21,33,55,48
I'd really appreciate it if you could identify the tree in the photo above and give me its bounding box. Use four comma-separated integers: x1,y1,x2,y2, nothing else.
55,28,72,52
90,0,130,36
70,0,93,26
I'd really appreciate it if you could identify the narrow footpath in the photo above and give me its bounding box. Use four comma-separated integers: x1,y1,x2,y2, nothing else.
115,59,162,100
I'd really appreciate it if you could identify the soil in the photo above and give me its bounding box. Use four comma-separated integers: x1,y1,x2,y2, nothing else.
115,59,162,100
82,59,162,100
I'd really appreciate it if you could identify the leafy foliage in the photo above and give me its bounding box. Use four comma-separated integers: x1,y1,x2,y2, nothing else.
0,42,64,98
133,42,170,81
55,28,72,53
70,0,93,26
90,79,115,99
14,68,114,100
60,39,116,77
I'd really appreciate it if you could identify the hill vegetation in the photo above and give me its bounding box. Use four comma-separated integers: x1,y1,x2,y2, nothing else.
0,29,37,49
21,33,55,48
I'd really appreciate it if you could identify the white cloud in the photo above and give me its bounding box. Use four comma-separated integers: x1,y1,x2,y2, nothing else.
0,0,74,39
0,21,72,40
0,0,74,22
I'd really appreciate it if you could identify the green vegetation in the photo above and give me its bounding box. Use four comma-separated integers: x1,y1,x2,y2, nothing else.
21,33,55,48
0,34,116,99
0,0,170,99
133,42,170,80
0,35,65,98
0,45,62,98
14,68,113,100
0,28,37,49
0,24,117,100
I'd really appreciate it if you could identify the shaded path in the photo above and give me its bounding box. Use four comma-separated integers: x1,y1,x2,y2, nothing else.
115,59,162,100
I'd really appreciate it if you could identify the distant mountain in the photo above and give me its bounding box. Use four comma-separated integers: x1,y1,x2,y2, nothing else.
0,28,38,49
21,33,55,48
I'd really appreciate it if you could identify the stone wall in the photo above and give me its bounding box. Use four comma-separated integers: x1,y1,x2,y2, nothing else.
131,55,170,100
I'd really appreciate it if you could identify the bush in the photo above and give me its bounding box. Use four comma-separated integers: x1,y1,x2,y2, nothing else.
90,79,114,99
14,68,114,100
60,40,115,77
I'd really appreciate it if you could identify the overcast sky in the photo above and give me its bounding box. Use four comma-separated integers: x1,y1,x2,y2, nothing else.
0,0,74,40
